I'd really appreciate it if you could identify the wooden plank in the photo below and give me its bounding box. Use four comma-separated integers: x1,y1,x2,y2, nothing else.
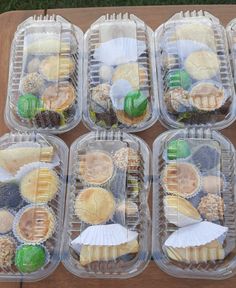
0,5,235,287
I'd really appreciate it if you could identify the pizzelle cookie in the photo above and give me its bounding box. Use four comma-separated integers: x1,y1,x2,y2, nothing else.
184,51,220,80
78,151,114,185
74,187,115,225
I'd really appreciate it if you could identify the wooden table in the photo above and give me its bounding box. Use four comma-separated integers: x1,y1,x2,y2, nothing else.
0,4,236,288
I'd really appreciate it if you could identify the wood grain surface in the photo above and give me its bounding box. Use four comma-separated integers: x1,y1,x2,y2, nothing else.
0,5,236,287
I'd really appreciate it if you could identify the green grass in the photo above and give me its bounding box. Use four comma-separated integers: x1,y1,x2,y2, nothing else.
0,0,236,13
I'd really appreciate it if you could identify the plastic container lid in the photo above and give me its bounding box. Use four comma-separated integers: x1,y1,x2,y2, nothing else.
83,13,158,132
0,132,68,281
62,131,151,278
155,10,236,129
226,18,236,84
5,15,83,134
152,127,236,279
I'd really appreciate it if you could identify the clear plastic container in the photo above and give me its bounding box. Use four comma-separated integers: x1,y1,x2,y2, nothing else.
62,131,151,278
152,128,236,279
155,10,236,129
5,15,83,134
0,132,68,282
227,18,236,84
83,13,158,132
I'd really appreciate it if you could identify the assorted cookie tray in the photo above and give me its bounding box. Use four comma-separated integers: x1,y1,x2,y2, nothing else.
83,13,158,132
155,10,236,129
5,15,83,133
62,131,151,278
152,128,236,279
0,132,68,281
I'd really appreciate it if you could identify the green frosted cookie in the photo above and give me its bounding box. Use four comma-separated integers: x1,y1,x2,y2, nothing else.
17,94,41,119
167,139,191,160
15,245,46,273
167,69,191,90
124,90,147,117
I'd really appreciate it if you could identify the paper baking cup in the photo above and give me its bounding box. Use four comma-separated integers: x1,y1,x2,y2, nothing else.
165,221,228,248
13,204,56,245
110,79,133,110
93,37,146,66
161,162,202,199
71,224,138,249
166,40,211,60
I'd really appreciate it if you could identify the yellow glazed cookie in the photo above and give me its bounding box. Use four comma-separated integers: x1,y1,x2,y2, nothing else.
184,51,220,80
74,187,115,224
0,146,53,174
39,55,75,81
20,168,59,203
112,63,147,90
79,151,114,185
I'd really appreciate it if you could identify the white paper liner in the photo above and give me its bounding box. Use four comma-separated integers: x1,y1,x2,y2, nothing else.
165,221,228,248
165,40,211,60
15,243,50,274
13,204,56,244
110,79,133,110
93,37,146,66
71,224,138,251
164,197,202,227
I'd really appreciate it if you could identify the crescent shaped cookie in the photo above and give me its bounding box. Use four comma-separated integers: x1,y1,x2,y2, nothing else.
174,23,216,50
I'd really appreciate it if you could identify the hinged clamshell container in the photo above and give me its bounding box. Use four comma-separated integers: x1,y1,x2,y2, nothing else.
83,13,158,132
0,132,68,281
5,15,83,134
155,11,236,129
152,128,236,279
226,18,236,84
62,131,151,278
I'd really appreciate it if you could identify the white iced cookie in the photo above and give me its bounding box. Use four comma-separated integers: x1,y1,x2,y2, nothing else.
184,50,220,80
